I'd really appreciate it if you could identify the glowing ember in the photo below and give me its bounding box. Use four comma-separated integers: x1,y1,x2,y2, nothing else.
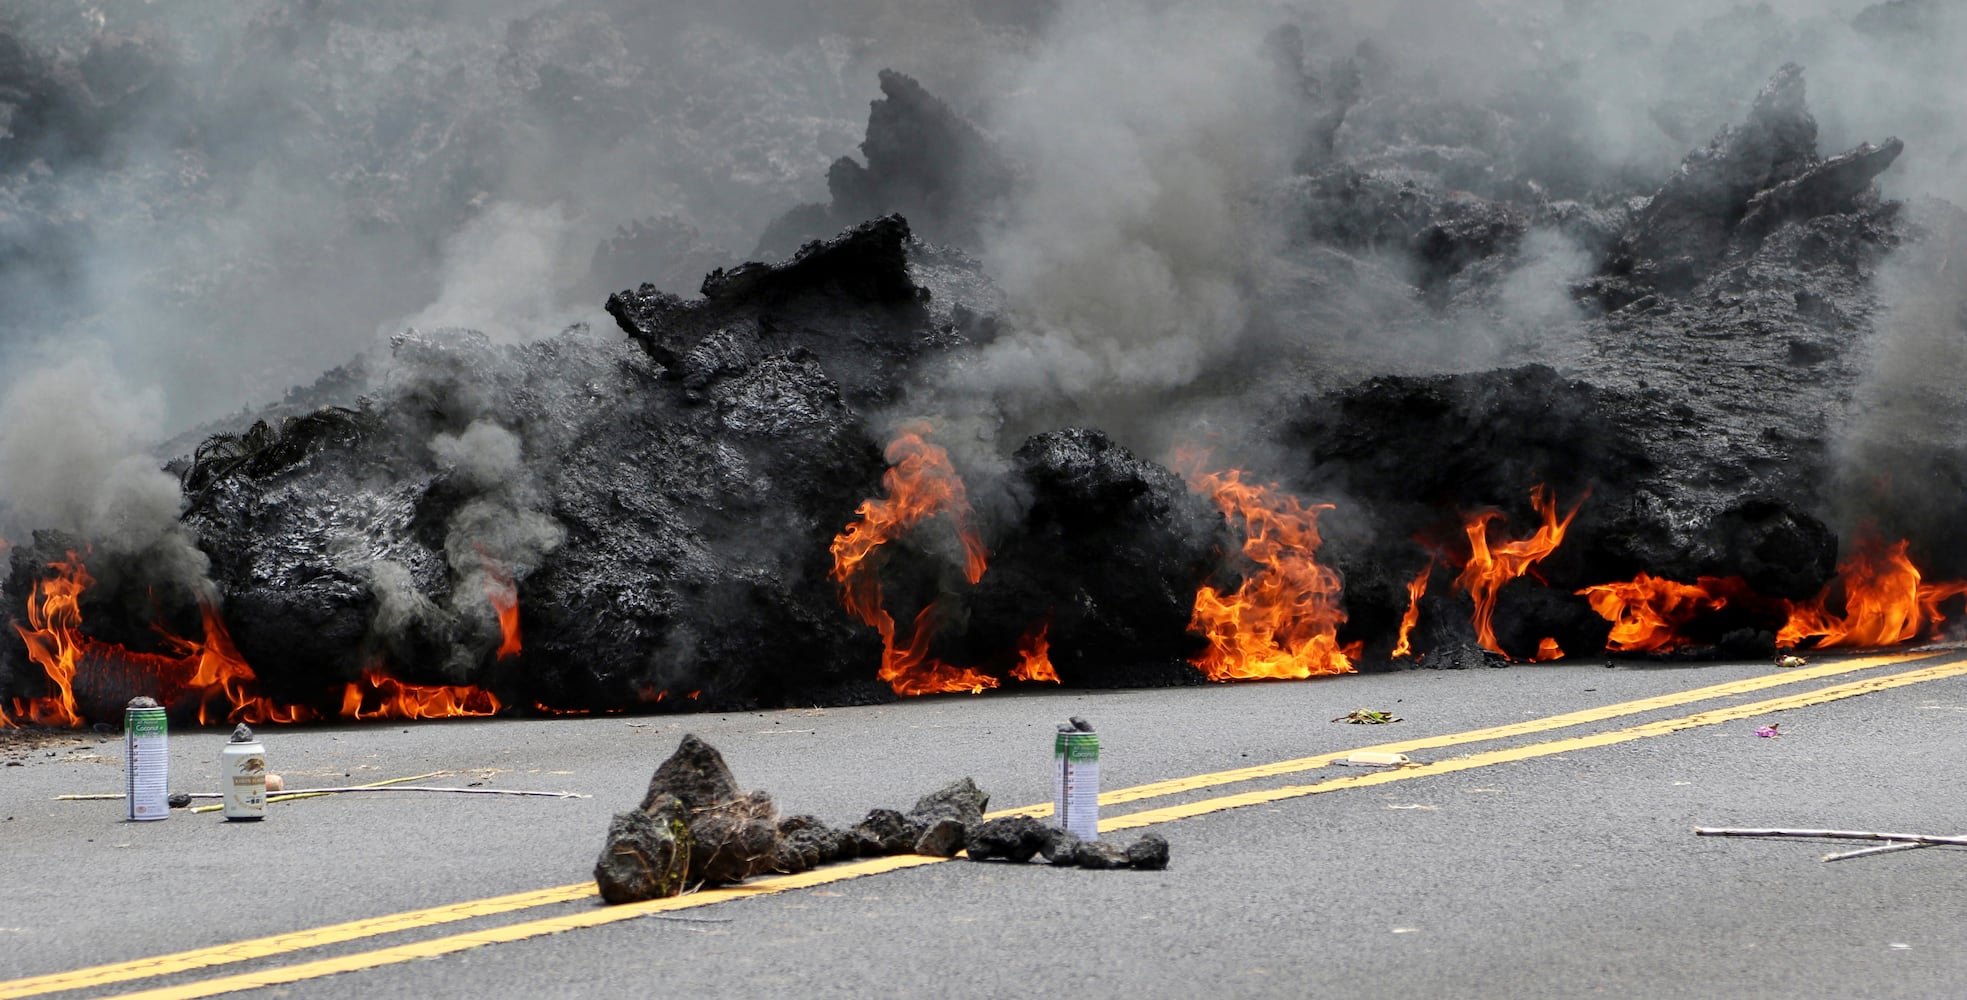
340,667,501,720
1451,485,1586,658
1178,459,1355,681
1779,535,1967,649
1390,561,1432,658
830,423,999,696
480,554,523,660
1011,623,1059,683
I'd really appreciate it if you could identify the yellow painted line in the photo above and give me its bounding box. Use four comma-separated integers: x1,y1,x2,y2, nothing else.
0,883,596,1000
991,652,1925,820
98,855,947,1000
0,651,1935,999
94,654,1967,1000
1099,654,1967,831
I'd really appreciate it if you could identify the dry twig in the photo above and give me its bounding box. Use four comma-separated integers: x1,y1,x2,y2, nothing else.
1695,826,1967,848
263,785,586,799
1821,841,1933,863
190,770,447,813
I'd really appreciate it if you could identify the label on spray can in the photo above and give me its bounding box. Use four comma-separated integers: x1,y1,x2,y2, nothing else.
1053,730,1100,839
222,723,267,821
124,698,169,821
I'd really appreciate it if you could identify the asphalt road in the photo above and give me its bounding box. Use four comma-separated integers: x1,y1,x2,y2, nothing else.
6,650,1967,999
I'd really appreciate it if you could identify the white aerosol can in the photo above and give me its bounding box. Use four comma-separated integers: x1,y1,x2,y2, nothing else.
222,723,267,821
1053,717,1099,840
124,697,169,821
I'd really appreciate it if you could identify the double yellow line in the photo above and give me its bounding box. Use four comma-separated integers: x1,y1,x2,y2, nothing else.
7,651,1962,1000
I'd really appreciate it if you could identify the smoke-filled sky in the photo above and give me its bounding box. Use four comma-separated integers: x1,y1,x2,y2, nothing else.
0,0,1963,542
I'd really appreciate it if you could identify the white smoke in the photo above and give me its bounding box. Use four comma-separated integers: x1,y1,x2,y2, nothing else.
431,418,529,490
972,0,1301,403
0,356,184,550
393,202,607,346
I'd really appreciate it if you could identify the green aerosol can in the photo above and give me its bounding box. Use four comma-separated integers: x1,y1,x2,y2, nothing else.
1052,716,1099,839
124,697,169,821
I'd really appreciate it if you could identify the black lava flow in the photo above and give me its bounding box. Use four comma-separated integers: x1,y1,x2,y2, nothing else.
3,46,1961,721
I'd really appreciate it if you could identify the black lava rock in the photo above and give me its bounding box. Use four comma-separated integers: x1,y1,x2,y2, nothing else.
594,799,692,904
1124,833,1171,870
1072,839,1133,870
966,815,1053,863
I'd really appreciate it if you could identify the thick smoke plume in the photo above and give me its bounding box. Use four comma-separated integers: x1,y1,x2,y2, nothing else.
973,3,1297,402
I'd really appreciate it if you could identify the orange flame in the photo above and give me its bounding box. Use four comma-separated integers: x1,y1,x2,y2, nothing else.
1579,536,1967,654
10,552,91,727
1011,622,1059,683
6,549,502,727
1451,485,1586,657
161,602,320,725
1576,573,1752,653
1778,536,1967,649
339,666,501,720
1179,461,1355,681
479,554,522,660
830,423,999,696
1534,637,1564,661
1390,561,1432,658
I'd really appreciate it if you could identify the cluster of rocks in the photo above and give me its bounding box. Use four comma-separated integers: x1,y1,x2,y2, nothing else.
595,735,1171,904
966,815,1170,871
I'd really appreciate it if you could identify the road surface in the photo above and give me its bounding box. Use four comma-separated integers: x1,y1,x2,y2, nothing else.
6,650,1967,999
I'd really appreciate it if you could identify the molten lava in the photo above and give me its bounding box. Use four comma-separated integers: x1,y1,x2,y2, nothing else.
1451,485,1586,657
1011,622,1059,683
1179,461,1356,681
830,423,999,695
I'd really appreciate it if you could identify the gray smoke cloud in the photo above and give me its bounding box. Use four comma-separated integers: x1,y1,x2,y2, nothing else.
929,0,1967,461
1832,206,1967,543
976,1,1299,398
0,356,177,546
5,0,1967,576
431,420,566,605
0,1,979,433
0,353,212,591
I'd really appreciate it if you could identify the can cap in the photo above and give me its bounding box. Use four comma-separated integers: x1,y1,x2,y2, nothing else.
128,696,160,709
230,723,256,743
